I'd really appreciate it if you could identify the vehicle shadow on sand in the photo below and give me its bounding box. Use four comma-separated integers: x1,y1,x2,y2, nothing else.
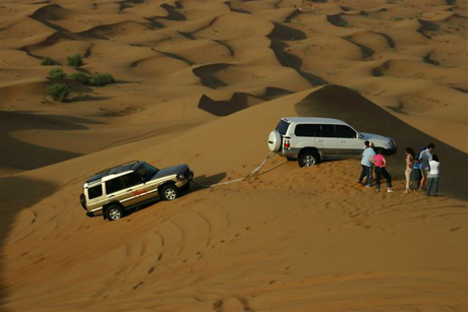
112,173,227,218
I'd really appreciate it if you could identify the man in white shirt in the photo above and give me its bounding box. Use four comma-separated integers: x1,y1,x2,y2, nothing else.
426,154,440,196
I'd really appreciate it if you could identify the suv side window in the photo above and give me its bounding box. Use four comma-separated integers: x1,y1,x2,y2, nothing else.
105,177,126,195
295,124,320,137
276,120,290,135
319,124,335,137
135,163,158,182
88,185,103,199
335,125,357,138
122,172,143,188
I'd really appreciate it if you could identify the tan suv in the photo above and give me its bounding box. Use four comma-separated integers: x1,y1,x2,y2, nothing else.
79,160,193,221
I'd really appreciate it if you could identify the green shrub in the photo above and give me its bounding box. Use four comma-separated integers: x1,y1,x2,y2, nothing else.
68,72,90,85
67,54,83,67
46,83,71,102
90,73,115,86
41,57,55,66
49,68,67,79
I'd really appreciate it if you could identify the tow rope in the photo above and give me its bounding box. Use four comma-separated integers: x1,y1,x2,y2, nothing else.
192,152,275,188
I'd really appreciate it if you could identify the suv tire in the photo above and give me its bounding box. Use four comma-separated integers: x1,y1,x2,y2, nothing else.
161,184,180,201
298,150,319,167
105,204,124,221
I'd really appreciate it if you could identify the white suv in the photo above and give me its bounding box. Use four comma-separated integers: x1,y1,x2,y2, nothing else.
268,117,397,167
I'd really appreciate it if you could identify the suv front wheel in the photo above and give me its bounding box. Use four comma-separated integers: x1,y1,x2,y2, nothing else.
298,150,319,167
161,184,180,201
105,204,124,221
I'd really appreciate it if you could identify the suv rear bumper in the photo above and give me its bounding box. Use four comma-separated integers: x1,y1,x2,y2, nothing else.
277,148,300,158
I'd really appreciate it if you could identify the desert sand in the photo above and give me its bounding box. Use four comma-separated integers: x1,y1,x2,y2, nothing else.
0,0,467,311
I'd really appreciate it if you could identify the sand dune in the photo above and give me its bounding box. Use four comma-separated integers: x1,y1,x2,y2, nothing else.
295,85,467,200
1,88,466,311
0,0,466,310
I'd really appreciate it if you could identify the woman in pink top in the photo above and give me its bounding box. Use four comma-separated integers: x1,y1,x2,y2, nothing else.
370,148,393,193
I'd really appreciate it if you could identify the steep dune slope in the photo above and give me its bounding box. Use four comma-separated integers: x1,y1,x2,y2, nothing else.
2,88,466,311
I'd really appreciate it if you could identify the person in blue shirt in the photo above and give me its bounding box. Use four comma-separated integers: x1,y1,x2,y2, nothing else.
411,146,424,190
358,141,375,187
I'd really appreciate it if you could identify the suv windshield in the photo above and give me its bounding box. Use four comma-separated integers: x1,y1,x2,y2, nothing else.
135,163,159,181
276,120,290,135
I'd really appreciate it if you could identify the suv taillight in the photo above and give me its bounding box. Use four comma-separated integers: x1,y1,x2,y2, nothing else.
284,138,290,149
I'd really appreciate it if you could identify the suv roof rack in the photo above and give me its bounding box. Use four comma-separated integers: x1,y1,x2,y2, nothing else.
86,160,141,184
93,160,141,175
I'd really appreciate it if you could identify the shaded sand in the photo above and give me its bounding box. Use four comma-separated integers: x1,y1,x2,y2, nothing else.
0,0,467,311
295,85,468,200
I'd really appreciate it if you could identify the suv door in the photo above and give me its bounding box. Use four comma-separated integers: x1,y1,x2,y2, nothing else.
105,176,132,207
120,172,157,207
315,124,338,158
335,125,363,158
86,184,106,211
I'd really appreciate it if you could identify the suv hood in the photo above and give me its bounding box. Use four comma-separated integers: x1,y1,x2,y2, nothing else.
153,164,188,179
360,132,391,141
360,132,396,149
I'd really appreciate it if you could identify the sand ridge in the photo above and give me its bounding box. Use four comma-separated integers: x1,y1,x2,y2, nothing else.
0,0,467,310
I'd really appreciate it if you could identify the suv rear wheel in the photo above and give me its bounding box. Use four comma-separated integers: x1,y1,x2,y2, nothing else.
298,150,319,167
105,204,124,221
161,184,179,201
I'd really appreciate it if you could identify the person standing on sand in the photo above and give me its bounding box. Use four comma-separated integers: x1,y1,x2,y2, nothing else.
411,146,424,191
358,140,375,187
426,154,440,197
370,148,393,193
419,143,435,190
405,147,415,193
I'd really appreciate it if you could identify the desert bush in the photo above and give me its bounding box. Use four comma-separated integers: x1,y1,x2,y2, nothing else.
67,54,83,67
41,57,55,66
68,72,90,85
46,83,71,102
90,73,115,86
49,68,67,79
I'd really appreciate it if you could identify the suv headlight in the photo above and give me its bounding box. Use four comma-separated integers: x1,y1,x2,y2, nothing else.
177,173,185,180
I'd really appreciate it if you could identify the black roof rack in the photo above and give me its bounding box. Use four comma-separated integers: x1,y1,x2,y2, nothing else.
86,160,141,184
